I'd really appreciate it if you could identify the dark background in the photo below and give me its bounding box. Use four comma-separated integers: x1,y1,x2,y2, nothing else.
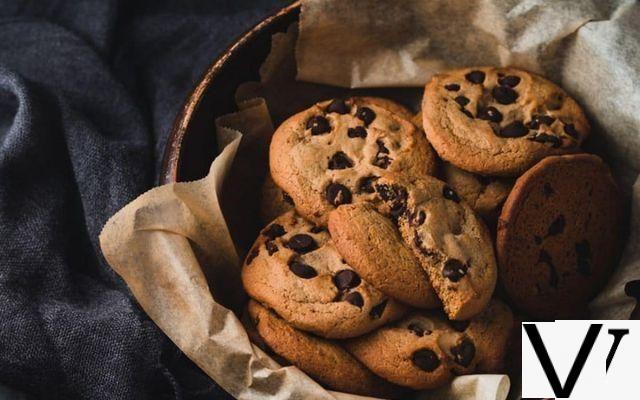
0,1,286,399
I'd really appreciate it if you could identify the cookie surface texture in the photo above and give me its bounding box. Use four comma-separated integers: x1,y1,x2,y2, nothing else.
422,67,589,176
497,154,621,319
328,203,440,308
241,211,406,338
247,300,403,398
270,97,437,225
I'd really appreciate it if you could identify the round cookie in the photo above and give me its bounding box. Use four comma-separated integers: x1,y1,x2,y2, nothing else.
259,173,294,225
328,203,440,308
345,299,513,390
247,300,403,398
441,162,513,222
372,175,497,320
241,211,407,338
270,97,438,226
497,154,622,319
422,67,589,177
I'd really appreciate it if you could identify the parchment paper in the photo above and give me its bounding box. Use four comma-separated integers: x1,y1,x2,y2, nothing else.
100,1,640,399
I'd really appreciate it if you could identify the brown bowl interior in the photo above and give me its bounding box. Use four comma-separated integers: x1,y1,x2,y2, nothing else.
160,2,300,184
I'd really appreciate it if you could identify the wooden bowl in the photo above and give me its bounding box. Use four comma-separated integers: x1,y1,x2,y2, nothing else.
160,1,300,184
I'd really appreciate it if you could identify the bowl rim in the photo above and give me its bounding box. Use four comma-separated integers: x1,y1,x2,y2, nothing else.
160,0,301,185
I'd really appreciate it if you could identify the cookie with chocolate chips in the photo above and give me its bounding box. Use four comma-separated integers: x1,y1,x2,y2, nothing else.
344,299,512,390
328,203,440,308
441,162,513,224
246,300,403,398
270,97,437,226
422,67,589,176
241,211,406,338
259,173,295,225
373,175,497,320
497,154,622,319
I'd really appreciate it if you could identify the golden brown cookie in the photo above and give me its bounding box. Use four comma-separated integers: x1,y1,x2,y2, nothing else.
441,162,513,222
328,203,440,308
497,154,622,319
422,67,589,176
241,211,406,338
372,175,497,320
344,299,513,390
270,97,437,226
247,300,403,398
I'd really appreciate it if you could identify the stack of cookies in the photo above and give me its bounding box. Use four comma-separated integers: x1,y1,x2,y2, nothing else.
242,67,622,397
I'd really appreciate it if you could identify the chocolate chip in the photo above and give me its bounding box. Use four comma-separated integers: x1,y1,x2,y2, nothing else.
306,116,331,135
288,259,318,279
575,240,592,276
528,114,555,129
476,106,503,123
538,250,559,287
460,108,474,119
376,139,390,154
327,99,350,114
345,292,364,308
410,210,426,226
564,123,580,139
263,223,286,239
443,186,460,202
455,96,470,107
543,183,555,197
492,86,518,104
286,234,318,254
450,320,470,332
310,226,325,234
534,235,543,245
373,155,392,169
529,133,561,148
245,247,259,265
347,126,367,138
451,339,476,367
411,349,440,372
265,240,278,255
465,70,485,84
445,83,460,91
358,176,379,194
408,322,427,337
498,121,528,138
498,75,521,87
333,270,361,291
326,183,352,206
328,151,354,170
443,259,467,282
369,299,388,319
283,192,294,205
356,107,376,125
547,215,565,237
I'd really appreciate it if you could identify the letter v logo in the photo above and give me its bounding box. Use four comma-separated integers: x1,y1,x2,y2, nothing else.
524,323,602,398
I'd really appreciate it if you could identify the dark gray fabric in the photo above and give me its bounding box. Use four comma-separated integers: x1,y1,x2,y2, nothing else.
0,1,285,399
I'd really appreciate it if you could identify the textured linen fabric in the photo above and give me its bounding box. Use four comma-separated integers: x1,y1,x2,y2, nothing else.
0,1,284,399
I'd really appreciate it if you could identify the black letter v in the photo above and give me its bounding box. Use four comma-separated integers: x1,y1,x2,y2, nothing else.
524,323,602,398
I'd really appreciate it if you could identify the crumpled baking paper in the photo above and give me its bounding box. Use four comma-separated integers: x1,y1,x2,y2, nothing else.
100,1,640,399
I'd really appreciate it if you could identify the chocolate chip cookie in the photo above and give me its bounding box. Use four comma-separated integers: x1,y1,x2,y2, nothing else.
270,97,438,226
344,299,513,390
241,211,406,338
422,67,589,176
373,175,497,320
328,203,440,308
259,173,294,225
247,300,403,398
441,162,513,222
497,154,622,319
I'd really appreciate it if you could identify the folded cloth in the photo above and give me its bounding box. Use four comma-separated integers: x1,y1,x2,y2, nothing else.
0,1,283,398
